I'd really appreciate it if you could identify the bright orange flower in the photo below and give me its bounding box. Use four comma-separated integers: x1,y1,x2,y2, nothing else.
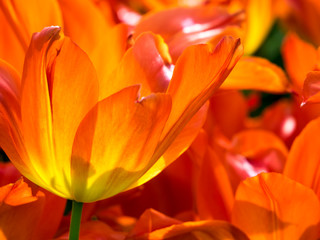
0,26,243,202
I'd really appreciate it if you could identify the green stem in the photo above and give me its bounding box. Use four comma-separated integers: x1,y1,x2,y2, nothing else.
69,200,83,240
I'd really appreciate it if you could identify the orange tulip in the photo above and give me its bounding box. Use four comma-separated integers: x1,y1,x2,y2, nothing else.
0,26,243,203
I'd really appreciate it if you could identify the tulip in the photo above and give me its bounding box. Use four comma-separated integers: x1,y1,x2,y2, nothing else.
0,26,242,237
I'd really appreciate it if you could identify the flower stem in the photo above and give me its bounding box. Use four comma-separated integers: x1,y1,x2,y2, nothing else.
69,200,83,240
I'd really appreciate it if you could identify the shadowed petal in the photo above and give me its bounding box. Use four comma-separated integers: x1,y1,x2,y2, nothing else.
284,116,320,197
232,173,320,240
71,86,171,202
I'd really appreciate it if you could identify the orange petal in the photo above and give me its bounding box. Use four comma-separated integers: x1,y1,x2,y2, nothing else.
222,56,290,93
21,26,99,198
282,33,318,92
50,37,99,194
135,220,249,240
302,71,320,104
232,172,320,240
71,86,172,202
20,27,62,190
0,179,45,240
284,116,320,197
0,0,63,72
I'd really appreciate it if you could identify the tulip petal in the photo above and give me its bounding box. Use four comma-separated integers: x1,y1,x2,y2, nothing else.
20,27,62,192
282,33,318,92
20,26,100,198
222,57,290,93
71,86,171,202
232,172,320,240
50,37,99,194
284,116,320,197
